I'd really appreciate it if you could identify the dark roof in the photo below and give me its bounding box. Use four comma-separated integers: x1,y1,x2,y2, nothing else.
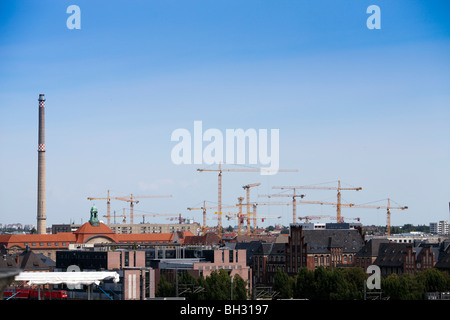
356,238,390,258
18,249,50,271
268,243,285,255
373,243,409,267
0,255,18,269
303,229,365,254
183,233,220,246
434,242,450,270
234,234,278,243
255,243,274,255
35,253,56,268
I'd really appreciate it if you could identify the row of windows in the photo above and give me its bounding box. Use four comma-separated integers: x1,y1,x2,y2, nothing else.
24,242,67,247
314,254,353,265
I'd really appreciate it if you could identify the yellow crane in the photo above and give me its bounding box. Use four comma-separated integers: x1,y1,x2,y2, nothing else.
258,189,305,223
351,198,407,236
253,199,356,225
114,193,172,224
243,183,261,235
134,212,182,224
102,208,127,224
197,163,297,237
224,209,281,233
187,201,239,236
274,180,362,223
298,215,360,223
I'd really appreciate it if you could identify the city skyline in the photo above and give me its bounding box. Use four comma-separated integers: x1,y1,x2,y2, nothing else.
0,1,449,228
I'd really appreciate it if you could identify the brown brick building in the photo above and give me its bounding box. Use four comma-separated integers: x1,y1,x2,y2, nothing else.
285,223,365,275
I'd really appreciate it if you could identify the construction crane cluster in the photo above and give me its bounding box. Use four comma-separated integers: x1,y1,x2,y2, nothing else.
87,166,408,238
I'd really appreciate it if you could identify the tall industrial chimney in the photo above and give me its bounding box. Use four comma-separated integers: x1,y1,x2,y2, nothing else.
37,94,46,234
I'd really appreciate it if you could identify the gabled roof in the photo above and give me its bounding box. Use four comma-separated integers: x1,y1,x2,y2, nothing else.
18,249,50,271
435,242,450,270
303,229,365,254
0,255,18,269
373,243,409,267
356,238,390,257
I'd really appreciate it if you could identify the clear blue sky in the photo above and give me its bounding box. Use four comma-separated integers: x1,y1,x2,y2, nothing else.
0,1,449,229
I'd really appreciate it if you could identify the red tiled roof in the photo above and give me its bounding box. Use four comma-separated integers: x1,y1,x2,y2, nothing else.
115,233,175,243
0,222,180,248
74,222,116,243
0,233,76,249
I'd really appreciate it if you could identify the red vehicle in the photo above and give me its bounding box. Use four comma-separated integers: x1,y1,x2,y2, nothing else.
3,288,33,299
3,288,68,300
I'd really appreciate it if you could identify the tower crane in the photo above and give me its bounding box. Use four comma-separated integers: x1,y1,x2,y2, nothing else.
274,180,362,223
87,190,112,224
102,208,127,224
250,199,356,226
114,194,172,224
298,215,360,223
187,202,239,236
258,189,305,223
351,198,407,236
134,212,181,224
243,183,261,235
197,163,297,238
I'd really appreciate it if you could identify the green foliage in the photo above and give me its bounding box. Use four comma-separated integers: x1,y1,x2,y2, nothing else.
273,268,293,299
293,267,315,299
292,267,366,300
381,269,450,300
156,275,175,297
232,274,248,300
205,269,232,300
161,269,248,300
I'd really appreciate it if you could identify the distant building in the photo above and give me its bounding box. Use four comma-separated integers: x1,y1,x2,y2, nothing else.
52,222,201,235
285,223,365,275
434,241,450,273
430,221,449,235
253,242,286,286
55,246,250,299
355,238,390,272
0,206,194,261
108,222,201,235
372,241,444,277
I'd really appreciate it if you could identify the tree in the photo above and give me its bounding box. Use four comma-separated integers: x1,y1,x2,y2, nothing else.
313,266,331,300
416,269,449,293
178,271,202,300
382,274,403,299
341,267,367,300
156,275,175,297
328,268,352,300
273,268,292,299
293,267,315,299
205,269,232,300
232,274,247,300
399,274,424,300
